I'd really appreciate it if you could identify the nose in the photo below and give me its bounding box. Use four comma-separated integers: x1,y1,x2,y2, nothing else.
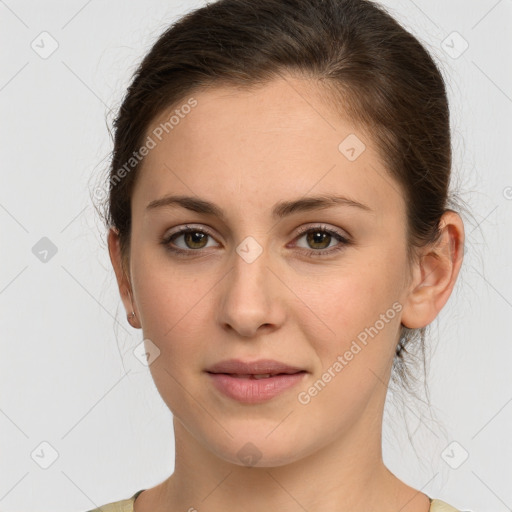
216,244,286,338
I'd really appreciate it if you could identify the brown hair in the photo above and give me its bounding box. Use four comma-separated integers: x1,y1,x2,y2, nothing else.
99,0,466,411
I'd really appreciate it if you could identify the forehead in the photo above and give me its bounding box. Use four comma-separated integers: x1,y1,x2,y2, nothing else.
133,76,405,220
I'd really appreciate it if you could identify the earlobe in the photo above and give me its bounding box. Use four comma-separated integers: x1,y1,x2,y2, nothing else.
107,228,141,329
400,211,465,329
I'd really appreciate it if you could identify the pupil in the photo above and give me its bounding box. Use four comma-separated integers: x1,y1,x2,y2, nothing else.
186,231,207,248
308,231,330,249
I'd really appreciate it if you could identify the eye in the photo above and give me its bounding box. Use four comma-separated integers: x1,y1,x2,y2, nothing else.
161,225,219,255
292,224,351,256
161,223,351,258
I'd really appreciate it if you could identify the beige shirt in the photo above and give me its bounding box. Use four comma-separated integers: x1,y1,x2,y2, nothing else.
85,490,462,512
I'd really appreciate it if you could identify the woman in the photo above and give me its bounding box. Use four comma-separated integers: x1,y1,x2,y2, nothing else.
92,0,466,510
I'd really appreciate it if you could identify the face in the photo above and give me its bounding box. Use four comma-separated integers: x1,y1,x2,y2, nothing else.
121,75,415,467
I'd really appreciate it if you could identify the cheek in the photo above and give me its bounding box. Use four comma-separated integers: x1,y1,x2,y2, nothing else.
132,259,211,414
131,249,210,359
294,265,403,419
297,257,404,364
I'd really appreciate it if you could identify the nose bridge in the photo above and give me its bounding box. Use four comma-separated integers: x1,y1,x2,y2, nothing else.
232,235,272,305
217,236,283,336
235,236,269,289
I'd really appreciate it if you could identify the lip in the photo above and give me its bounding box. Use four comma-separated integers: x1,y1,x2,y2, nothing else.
205,359,307,404
206,358,305,375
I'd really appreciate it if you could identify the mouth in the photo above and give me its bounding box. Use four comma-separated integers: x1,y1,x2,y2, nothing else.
205,359,308,403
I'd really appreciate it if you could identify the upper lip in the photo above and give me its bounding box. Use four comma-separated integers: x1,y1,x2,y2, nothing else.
206,359,306,375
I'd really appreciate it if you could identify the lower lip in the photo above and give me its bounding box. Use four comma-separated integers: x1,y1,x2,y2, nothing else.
206,372,307,404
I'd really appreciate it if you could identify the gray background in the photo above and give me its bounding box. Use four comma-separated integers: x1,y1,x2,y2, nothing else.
0,0,510,510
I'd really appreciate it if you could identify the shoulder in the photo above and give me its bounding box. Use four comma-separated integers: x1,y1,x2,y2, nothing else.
84,498,134,512
84,493,463,512
430,498,462,512
83,490,143,512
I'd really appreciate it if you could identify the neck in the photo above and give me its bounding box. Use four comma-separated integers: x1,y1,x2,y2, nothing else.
139,399,430,512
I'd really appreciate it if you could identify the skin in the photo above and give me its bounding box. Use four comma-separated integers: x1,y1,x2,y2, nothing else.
108,74,464,512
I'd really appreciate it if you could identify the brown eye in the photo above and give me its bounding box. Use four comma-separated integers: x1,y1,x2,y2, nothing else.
304,230,333,250
293,225,351,257
162,226,219,255
180,230,209,249
161,224,351,258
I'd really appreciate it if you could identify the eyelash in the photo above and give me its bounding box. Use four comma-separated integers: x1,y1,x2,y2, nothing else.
161,224,351,258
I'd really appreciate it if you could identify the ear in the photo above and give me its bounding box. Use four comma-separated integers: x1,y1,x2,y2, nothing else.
107,227,141,329
400,211,465,329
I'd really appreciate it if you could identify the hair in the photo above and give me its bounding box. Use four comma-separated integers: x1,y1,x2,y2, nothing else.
98,0,469,451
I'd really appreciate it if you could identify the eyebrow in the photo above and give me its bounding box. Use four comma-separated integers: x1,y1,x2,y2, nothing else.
146,193,372,220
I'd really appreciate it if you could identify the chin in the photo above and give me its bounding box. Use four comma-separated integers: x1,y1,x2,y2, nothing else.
209,432,312,469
